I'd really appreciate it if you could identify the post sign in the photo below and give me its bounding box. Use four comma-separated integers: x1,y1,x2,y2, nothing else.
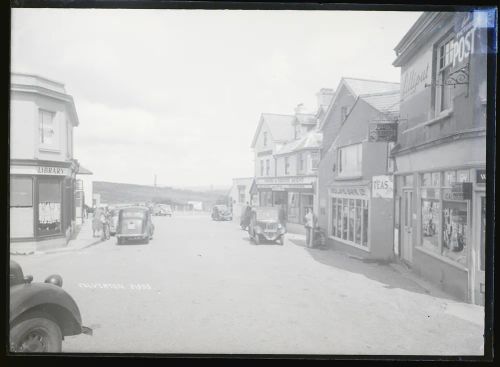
368,122,398,142
372,175,394,199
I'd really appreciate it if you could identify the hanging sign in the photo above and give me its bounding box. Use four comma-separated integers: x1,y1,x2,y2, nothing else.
368,122,398,142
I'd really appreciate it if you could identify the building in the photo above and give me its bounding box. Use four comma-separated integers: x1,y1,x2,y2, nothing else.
317,77,400,241
10,73,86,253
228,177,254,221
250,89,334,234
391,12,487,304
321,90,400,260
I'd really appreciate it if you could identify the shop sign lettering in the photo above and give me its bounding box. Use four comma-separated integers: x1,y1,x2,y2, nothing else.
37,166,67,175
401,63,430,99
330,187,368,197
258,176,315,185
452,14,476,69
476,169,486,184
372,176,393,199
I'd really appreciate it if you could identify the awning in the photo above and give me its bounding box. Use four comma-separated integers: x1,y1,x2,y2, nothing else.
76,164,93,175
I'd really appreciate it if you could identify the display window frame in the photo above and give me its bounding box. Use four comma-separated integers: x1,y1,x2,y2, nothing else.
329,190,370,252
36,176,64,238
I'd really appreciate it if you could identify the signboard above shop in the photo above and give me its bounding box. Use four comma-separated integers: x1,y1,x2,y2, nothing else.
11,165,70,176
256,176,316,185
368,122,398,142
372,175,394,199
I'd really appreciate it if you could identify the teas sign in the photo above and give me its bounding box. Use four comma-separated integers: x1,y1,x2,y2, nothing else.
372,175,393,199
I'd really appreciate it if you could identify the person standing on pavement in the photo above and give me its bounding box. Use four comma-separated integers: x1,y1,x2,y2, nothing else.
304,208,316,248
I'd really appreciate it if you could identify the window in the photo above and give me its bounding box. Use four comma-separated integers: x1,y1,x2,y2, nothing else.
263,132,267,147
265,159,270,176
442,201,468,266
387,142,395,173
39,110,58,149
311,151,320,170
260,160,264,176
422,200,440,251
341,106,348,122
238,185,245,203
285,157,290,175
331,197,369,247
436,37,455,113
38,178,62,236
297,153,305,173
10,177,34,238
338,143,362,177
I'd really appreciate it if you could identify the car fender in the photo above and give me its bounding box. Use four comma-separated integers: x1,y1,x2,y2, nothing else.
10,283,83,336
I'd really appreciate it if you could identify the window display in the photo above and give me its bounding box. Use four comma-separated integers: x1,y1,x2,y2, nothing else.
421,200,440,251
442,201,467,266
331,196,369,247
38,178,62,236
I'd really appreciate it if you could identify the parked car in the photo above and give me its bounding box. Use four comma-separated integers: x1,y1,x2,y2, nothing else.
116,206,155,245
153,204,172,217
211,205,232,221
248,207,286,246
9,260,92,353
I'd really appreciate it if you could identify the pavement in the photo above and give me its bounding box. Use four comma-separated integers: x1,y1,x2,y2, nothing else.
10,214,485,355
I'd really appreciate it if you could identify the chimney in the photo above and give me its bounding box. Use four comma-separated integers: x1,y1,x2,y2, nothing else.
294,103,306,115
316,88,335,111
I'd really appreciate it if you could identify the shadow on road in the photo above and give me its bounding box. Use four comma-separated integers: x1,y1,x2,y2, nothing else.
289,238,457,302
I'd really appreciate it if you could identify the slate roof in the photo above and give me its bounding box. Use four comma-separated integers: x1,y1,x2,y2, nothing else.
275,131,322,155
251,113,295,148
342,77,400,96
359,90,400,117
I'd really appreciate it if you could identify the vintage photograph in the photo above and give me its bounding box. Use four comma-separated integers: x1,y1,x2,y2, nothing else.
9,5,495,356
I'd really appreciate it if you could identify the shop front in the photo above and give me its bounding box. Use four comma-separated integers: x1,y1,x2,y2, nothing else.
327,178,394,260
10,160,78,253
255,176,316,234
394,161,486,304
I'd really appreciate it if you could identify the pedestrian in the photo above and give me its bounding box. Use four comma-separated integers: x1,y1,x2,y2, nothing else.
92,207,102,237
83,204,88,219
304,208,316,248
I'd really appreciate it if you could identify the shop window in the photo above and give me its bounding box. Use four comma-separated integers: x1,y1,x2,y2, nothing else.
421,200,440,252
288,192,300,223
331,196,369,247
480,196,486,271
442,201,468,266
338,143,362,177
38,178,62,236
10,177,34,238
39,109,58,150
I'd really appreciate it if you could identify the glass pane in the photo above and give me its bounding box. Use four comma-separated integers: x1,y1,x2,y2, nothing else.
442,201,468,266
337,204,342,239
457,170,470,183
444,171,456,186
331,200,337,237
432,172,440,187
38,179,62,236
421,173,431,187
348,203,355,242
342,200,348,240
355,205,362,244
421,200,440,251
10,177,33,207
362,202,369,247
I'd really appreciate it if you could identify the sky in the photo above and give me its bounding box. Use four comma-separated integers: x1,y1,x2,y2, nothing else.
11,9,421,188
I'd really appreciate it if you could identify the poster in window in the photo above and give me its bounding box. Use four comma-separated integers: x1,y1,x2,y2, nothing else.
421,200,440,251
442,201,467,265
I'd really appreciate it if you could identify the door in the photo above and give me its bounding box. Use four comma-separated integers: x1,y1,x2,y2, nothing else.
473,194,486,305
402,190,414,264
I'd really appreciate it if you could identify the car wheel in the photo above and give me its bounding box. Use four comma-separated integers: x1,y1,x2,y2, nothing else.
254,234,261,245
10,316,62,353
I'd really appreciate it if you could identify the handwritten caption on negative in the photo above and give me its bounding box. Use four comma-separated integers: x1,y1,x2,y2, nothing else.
78,283,152,290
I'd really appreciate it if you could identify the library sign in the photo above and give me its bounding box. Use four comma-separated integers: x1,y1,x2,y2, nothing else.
11,165,70,176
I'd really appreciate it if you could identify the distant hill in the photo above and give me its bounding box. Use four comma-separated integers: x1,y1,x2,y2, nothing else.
93,181,229,208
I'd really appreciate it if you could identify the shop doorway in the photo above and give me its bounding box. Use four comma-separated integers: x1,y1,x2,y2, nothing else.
402,189,414,264
473,193,486,305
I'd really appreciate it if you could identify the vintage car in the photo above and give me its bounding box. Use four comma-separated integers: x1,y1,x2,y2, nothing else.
9,260,92,352
153,204,173,217
116,206,155,245
248,207,286,246
211,205,232,221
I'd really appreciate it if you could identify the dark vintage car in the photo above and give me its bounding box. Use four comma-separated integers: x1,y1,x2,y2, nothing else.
116,206,155,245
211,205,232,221
9,260,91,353
248,207,286,246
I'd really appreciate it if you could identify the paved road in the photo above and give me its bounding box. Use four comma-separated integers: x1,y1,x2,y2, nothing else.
11,214,484,355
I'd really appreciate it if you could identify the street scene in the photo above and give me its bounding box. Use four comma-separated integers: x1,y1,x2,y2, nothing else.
9,7,493,356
